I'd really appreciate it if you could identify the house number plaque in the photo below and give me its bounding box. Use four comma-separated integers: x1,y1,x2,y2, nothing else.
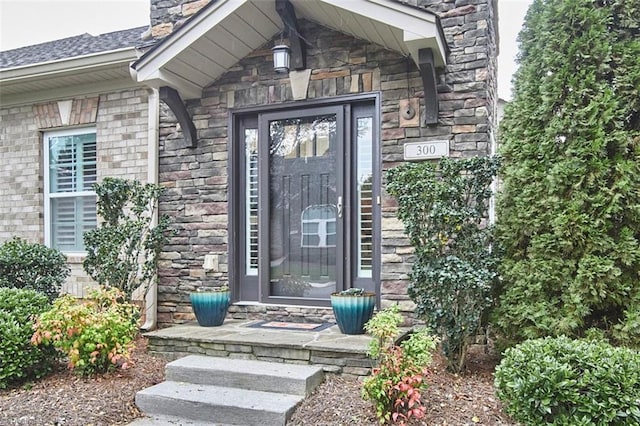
403,140,449,161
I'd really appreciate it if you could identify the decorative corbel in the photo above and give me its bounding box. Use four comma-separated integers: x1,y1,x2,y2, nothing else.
275,0,306,70
159,86,197,148
418,48,439,126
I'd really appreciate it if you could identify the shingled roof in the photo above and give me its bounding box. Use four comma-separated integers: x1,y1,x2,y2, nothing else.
0,26,147,69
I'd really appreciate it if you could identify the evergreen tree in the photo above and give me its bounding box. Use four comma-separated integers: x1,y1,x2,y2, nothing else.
494,0,640,346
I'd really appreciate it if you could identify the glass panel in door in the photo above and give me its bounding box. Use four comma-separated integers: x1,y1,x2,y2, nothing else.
268,114,339,299
356,116,374,278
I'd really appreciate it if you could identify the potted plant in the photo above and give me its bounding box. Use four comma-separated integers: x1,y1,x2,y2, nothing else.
330,288,376,335
189,285,230,327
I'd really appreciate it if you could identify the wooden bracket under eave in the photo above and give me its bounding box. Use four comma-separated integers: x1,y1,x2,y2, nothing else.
418,48,439,126
275,0,306,71
159,86,197,148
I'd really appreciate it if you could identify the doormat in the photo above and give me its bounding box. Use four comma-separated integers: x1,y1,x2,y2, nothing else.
247,320,335,332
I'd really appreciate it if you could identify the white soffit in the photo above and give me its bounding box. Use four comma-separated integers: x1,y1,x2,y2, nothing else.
132,0,446,100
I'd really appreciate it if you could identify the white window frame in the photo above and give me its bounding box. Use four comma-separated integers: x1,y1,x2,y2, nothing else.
43,127,97,255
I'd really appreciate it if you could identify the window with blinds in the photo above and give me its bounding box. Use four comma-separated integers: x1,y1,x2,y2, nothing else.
356,117,373,278
245,128,259,275
45,130,97,252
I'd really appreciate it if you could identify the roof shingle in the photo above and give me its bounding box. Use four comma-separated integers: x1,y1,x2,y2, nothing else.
0,26,147,69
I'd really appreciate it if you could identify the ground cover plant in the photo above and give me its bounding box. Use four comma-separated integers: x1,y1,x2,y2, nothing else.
0,237,69,302
495,0,640,346
362,305,438,424
495,336,640,425
387,157,499,372
32,286,139,375
0,288,57,389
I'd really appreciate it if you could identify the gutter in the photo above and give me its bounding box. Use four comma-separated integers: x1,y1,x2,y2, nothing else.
0,47,138,82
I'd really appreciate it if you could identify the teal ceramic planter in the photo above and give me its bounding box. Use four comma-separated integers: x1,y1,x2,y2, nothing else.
331,292,376,335
190,289,230,327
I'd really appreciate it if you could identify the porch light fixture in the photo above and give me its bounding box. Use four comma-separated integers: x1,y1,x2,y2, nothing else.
272,44,290,73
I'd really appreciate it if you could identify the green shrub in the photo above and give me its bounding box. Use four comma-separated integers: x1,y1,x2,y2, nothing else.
387,157,499,372
495,336,640,425
83,178,171,299
0,288,57,389
362,305,438,424
495,0,640,346
32,286,140,376
0,237,69,302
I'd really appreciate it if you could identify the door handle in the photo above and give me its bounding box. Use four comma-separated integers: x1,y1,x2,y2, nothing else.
337,196,343,218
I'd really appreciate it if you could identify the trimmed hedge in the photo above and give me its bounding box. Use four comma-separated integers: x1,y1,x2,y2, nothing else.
495,336,640,425
0,288,58,389
0,237,69,302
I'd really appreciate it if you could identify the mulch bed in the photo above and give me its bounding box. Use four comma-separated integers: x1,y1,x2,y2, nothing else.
1,337,514,425
289,352,515,426
0,336,165,426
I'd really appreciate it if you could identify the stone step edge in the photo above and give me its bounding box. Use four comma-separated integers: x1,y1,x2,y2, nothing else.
128,414,223,426
165,355,325,396
143,333,371,354
135,381,304,425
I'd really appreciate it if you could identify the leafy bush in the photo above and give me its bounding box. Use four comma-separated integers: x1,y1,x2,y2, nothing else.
387,157,499,372
495,0,640,346
0,288,57,389
0,237,69,301
362,305,438,424
495,336,640,425
83,178,171,299
32,286,140,376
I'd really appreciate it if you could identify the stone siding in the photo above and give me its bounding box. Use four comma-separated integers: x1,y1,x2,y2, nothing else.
156,1,496,327
0,89,150,297
150,0,211,39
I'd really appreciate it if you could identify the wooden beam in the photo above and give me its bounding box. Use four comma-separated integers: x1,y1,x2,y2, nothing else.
159,86,197,148
418,48,439,126
276,0,306,70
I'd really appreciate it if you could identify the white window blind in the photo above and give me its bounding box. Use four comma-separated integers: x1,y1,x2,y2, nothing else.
46,130,97,252
356,117,373,277
245,128,259,275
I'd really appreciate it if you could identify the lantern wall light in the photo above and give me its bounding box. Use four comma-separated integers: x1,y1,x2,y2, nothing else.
272,44,291,73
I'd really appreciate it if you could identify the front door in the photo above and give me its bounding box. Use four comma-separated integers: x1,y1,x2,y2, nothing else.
234,101,378,306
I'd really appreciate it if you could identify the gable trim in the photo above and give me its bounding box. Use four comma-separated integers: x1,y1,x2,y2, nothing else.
131,0,447,101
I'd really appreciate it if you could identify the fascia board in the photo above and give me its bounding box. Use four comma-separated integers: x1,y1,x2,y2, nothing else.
322,0,438,35
133,0,247,81
319,0,447,65
0,48,138,83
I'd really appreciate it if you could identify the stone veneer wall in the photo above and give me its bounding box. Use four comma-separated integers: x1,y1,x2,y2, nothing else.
0,88,150,297
156,0,497,327
149,0,211,39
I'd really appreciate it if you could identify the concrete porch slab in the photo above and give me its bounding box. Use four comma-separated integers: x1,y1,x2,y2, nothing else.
144,320,373,353
143,319,394,376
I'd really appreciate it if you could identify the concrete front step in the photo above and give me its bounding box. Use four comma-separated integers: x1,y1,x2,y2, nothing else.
136,356,325,426
128,414,222,425
136,381,304,426
166,355,324,397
